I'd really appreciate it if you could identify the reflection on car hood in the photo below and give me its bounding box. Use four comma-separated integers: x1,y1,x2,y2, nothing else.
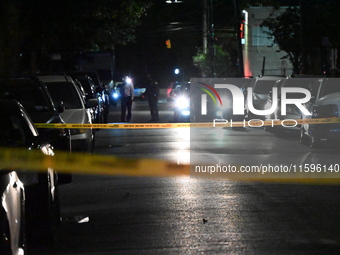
60,109,90,124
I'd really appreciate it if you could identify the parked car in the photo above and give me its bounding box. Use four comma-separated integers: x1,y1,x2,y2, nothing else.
0,77,71,153
66,72,107,123
36,75,97,153
245,76,283,119
264,77,317,134
111,77,145,104
301,78,340,147
134,84,146,100
0,99,60,254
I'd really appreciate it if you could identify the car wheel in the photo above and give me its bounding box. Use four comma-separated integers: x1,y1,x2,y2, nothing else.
300,127,309,145
26,173,60,246
40,172,60,246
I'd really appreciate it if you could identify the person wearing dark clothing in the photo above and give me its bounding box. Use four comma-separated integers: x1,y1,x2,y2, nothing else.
120,78,134,122
145,75,159,121
102,85,110,123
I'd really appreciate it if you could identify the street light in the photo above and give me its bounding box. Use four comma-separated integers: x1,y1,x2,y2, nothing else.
174,68,185,81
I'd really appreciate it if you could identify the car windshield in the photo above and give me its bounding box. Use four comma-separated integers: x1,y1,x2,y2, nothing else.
45,82,83,109
0,80,53,112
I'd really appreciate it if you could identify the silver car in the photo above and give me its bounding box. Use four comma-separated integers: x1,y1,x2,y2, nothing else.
37,75,98,153
0,99,60,254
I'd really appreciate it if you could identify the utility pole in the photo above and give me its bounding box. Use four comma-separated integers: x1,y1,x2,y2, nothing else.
299,0,306,74
203,0,215,77
203,0,208,55
233,0,244,77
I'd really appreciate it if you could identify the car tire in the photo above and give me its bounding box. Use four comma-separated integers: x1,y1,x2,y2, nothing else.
26,173,60,246
300,127,309,145
39,172,60,246
0,211,12,254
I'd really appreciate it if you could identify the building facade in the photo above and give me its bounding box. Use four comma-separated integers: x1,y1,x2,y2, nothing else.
241,6,293,78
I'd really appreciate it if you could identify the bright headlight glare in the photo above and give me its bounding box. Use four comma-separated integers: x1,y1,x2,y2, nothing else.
175,97,189,109
181,110,190,116
113,92,119,98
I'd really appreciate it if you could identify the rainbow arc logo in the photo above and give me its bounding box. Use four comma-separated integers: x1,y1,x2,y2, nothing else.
196,82,222,106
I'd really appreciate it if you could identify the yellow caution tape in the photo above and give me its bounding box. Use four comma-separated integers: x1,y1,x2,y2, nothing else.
34,118,340,129
1,148,340,185
0,148,189,177
34,123,191,129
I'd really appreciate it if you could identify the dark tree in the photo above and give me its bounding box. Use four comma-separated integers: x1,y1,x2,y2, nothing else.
260,6,302,74
0,0,152,76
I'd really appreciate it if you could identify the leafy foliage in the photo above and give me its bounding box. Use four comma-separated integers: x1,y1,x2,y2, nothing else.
193,45,231,77
0,0,152,75
260,7,301,74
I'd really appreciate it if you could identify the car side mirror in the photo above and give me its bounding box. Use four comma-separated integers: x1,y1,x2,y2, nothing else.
58,101,65,113
86,98,99,108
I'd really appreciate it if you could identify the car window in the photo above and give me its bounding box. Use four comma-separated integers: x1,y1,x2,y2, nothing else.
0,80,53,112
73,77,95,99
45,82,83,109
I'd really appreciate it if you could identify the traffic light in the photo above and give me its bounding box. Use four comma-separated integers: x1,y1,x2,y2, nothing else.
165,39,171,49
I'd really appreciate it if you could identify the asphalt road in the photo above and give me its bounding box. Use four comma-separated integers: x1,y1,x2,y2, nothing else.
30,99,340,255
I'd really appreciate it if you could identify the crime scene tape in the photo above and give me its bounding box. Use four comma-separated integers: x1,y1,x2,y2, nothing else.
34,117,340,129
1,148,340,185
0,148,190,177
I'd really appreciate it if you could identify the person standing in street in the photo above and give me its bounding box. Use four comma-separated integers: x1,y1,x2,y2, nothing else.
120,76,134,122
145,74,159,122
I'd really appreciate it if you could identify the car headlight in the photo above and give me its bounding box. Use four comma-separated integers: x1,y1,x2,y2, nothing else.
181,110,190,116
112,92,119,99
175,96,189,109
